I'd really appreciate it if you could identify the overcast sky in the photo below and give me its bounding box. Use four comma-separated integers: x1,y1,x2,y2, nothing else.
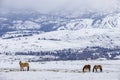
1,0,120,13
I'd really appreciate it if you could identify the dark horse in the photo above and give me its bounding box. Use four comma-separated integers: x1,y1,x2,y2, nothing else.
82,64,91,72
93,65,102,72
19,61,29,71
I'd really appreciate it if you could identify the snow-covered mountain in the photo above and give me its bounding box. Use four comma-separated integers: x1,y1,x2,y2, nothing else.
1,8,120,33
58,13,120,30
0,29,120,60
1,8,120,60
93,13,120,28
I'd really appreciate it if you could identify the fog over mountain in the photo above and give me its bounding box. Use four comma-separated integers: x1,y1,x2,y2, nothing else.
1,0,120,14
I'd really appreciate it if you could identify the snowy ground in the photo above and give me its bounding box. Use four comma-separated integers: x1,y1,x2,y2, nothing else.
0,60,120,80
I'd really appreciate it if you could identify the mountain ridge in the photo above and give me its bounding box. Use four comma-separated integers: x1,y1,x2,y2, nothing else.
1,9,120,33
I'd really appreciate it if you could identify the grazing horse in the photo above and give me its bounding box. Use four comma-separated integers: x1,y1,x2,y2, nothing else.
93,65,102,72
19,61,29,71
82,64,91,72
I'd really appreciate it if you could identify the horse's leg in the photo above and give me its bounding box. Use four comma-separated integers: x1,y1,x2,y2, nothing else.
82,67,85,72
27,66,29,71
96,69,97,72
20,67,22,71
93,68,94,72
89,67,91,72
22,67,24,71
22,68,23,71
20,67,21,71
24,68,25,71
100,67,102,72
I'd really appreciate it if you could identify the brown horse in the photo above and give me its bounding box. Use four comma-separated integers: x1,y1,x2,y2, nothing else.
93,65,102,72
19,61,29,71
82,64,91,72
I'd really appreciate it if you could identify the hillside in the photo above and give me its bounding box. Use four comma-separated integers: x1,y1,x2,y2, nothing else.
1,9,120,60
0,29,120,60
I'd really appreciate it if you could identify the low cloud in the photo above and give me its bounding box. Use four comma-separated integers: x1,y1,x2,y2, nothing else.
1,0,120,13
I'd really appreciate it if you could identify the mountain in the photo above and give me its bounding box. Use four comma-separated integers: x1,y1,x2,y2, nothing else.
1,29,120,60
93,13,120,28
57,13,120,30
0,8,66,35
1,8,120,60
1,8,120,33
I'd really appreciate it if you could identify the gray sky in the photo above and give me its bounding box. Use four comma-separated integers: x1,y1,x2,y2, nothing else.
1,0,120,13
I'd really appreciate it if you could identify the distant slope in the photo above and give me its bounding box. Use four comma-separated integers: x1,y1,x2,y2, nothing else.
1,28,120,53
1,9,120,34
1,29,120,60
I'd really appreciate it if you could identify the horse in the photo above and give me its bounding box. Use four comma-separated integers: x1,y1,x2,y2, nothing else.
82,64,91,72
19,61,29,71
93,65,102,72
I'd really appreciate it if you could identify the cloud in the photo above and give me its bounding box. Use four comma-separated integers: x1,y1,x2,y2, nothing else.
1,0,120,13
1,0,68,12
61,0,120,12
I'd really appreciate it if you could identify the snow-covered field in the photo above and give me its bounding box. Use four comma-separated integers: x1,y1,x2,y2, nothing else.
0,60,120,80
1,29,120,53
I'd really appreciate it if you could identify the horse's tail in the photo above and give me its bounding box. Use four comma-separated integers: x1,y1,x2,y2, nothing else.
27,66,29,71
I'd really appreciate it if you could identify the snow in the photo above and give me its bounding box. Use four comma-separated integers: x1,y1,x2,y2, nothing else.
0,29,120,53
58,19,93,30
114,55,120,59
0,60,120,80
0,18,7,21
1,1,120,80
94,13,120,28
12,20,41,30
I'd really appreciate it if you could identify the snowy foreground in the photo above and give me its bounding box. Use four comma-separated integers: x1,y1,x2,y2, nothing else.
0,60,120,80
